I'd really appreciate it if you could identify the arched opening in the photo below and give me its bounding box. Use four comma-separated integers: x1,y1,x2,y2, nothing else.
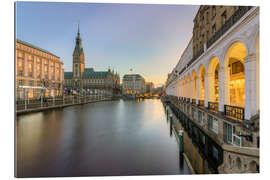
208,57,220,103
224,42,247,107
180,79,183,97
192,70,197,101
184,76,187,98
227,155,232,168
249,160,258,173
198,65,206,101
188,73,191,99
236,157,242,170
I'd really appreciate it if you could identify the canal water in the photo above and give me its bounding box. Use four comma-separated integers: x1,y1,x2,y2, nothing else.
16,99,190,177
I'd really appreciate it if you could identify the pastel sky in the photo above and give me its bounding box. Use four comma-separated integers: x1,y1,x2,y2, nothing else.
16,2,199,86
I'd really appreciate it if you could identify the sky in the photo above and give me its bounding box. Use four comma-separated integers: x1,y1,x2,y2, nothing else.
16,2,199,86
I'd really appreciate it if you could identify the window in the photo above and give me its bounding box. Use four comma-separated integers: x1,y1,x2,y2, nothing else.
212,6,216,17
202,34,204,42
192,107,196,119
19,70,23,76
208,115,218,134
222,11,227,25
18,80,24,86
28,62,32,72
28,72,33,77
206,11,209,23
29,80,34,86
231,61,244,74
212,24,216,35
198,110,204,125
223,122,233,144
202,15,204,25
212,146,219,160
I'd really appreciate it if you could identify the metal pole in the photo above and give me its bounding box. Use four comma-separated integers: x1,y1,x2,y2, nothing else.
25,98,27,110
73,95,74,104
41,95,43,108
178,130,184,154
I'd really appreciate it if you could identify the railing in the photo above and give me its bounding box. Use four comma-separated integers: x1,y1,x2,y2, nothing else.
208,102,219,112
187,47,204,67
198,100,205,107
207,6,252,49
224,105,245,121
16,94,111,113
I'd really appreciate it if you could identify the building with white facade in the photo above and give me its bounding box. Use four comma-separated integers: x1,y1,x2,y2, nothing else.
165,6,259,174
122,74,146,95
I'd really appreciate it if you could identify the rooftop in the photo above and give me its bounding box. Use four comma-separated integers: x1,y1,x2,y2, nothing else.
16,39,60,58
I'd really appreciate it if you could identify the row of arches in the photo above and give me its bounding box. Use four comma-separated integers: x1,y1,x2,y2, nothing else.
173,39,259,120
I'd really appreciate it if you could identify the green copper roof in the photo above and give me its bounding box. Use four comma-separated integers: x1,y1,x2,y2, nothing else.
64,72,73,79
16,39,60,58
64,69,109,79
82,71,108,78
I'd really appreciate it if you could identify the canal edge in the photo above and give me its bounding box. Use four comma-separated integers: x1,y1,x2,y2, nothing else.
172,124,196,175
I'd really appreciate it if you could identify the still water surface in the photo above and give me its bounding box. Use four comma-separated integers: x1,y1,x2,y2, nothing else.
16,99,190,177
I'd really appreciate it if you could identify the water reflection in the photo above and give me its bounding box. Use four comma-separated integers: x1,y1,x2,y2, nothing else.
16,99,190,177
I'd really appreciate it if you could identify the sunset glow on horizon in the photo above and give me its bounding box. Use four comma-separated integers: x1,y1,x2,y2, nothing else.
16,2,199,86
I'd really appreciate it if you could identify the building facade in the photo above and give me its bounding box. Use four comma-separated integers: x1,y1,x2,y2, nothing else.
63,26,120,96
16,39,64,100
165,6,259,173
146,82,154,94
122,74,146,95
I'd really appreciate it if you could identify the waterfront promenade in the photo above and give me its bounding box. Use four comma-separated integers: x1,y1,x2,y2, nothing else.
16,95,112,114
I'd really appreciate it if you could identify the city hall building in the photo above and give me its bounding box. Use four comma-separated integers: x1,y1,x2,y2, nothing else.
165,6,259,173
64,26,120,96
16,39,64,100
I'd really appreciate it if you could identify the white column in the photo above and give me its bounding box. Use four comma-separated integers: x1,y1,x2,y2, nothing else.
185,80,187,98
244,54,257,120
218,67,225,112
204,75,209,107
189,78,193,102
196,77,199,104
208,72,215,102
180,80,182,97
177,79,180,99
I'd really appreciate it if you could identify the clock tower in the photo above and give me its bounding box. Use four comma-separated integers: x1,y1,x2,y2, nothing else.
72,24,85,88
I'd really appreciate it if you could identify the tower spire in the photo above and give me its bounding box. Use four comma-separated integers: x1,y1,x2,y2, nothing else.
78,23,80,36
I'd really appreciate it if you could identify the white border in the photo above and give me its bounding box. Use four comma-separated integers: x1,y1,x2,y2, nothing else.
0,0,268,179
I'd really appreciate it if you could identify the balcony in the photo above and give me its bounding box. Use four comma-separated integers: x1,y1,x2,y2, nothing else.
208,102,219,113
174,6,252,80
198,100,204,107
224,105,245,121
207,6,252,49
